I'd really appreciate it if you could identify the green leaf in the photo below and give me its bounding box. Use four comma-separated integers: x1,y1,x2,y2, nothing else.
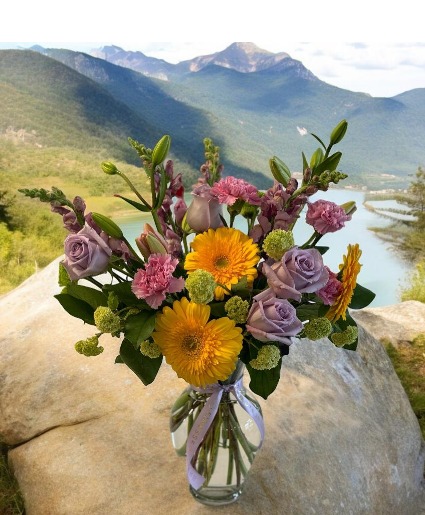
302,152,309,172
269,156,291,186
63,283,108,309
119,338,162,385
246,361,281,399
54,293,95,324
153,168,168,209
349,283,376,309
209,301,226,317
58,262,71,287
115,355,124,363
310,133,327,150
313,151,342,176
124,311,157,349
231,276,249,296
114,194,151,212
314,246,329,255
103,282,141,306
296,302,321,322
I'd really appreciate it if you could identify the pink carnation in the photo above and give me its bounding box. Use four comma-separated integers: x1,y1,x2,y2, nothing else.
210,176,261,206
306,200,351,235
316,267,343,305
131,254,184,309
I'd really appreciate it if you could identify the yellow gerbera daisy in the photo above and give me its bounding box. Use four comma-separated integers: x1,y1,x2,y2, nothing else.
326,243,362,322
152,297,243,387
184,227,260,301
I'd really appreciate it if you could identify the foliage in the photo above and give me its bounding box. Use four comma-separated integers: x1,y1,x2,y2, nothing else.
385,338,425,438
396,167,425,224
401,261,425,303
0,445,25,515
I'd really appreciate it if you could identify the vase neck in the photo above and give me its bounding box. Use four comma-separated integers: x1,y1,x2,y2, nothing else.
219,360,245,386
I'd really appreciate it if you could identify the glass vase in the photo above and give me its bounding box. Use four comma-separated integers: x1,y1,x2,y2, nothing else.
170,361,264,506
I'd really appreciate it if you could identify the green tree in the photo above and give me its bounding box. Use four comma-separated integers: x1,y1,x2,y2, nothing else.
0,190,14,229
398,167,425,228
396,167,425,261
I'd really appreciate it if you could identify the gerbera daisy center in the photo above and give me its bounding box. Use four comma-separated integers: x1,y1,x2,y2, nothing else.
214,255,229,269
182,332,203,356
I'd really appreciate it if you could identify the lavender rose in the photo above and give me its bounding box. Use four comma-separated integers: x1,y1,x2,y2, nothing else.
62,225,112,280
262,260,301,301
246,289,303,345
283,247,329,294
186,184,223,233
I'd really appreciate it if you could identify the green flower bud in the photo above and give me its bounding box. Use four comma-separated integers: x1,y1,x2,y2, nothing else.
91,212,123,239
151,135,171,168
330,119,348,145
262,229,295,261
304,317,333,340
249,345,281,370
340,201,357,216
94,306,121,334
225,296,250,324
185,270,216,304
101,161,119,175
331,326,358,347
240,202,259,219
75,335,104,357
140,340,162,359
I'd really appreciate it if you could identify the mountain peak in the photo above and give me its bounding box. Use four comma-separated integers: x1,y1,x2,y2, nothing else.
225,42,274,55
178,42,290,73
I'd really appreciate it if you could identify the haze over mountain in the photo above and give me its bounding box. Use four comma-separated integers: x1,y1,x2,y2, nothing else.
2,43,424,190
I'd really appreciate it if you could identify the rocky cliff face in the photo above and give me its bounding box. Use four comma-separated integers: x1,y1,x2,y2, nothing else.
1,259,424,514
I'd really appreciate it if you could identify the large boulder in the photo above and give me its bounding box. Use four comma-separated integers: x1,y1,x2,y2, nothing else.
1,259,424,515
351,301,425,345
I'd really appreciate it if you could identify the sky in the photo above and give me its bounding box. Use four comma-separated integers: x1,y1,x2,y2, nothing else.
2,0,425,98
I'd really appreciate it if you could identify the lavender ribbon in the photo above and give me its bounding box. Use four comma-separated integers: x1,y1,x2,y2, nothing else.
186,378,265,490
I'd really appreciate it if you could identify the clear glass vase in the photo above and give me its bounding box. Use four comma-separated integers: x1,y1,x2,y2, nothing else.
170,361,264,506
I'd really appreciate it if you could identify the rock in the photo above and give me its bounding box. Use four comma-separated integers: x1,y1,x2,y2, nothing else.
351,301,425,345
1,260,424,514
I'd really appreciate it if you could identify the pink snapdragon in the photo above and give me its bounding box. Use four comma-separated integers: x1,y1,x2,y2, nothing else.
306,200,351,235
211,176,261,206
316,267,343,305
131,254,184,309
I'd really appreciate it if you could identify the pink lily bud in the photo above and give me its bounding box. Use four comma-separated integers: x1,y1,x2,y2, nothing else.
135,223,168,260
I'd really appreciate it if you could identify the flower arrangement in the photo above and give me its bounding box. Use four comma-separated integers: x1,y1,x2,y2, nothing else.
20,120,375,503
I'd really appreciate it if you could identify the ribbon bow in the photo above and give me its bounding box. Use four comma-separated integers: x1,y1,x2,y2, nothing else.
186,378,265,490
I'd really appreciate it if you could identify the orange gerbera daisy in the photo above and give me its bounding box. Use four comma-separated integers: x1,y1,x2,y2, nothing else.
152,298,243,386
184,227,260,300
326,243,362,322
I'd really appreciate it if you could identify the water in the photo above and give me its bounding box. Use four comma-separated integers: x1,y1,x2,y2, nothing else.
117,189,411,307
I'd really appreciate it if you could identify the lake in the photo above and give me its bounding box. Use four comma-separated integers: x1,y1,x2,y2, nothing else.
117,189,412,307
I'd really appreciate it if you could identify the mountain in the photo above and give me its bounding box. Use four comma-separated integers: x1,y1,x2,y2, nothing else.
4,45,425,190
31,47,270,187
0,50,157,163
89,45,175,80
88,42,313,81
175,42,295,73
